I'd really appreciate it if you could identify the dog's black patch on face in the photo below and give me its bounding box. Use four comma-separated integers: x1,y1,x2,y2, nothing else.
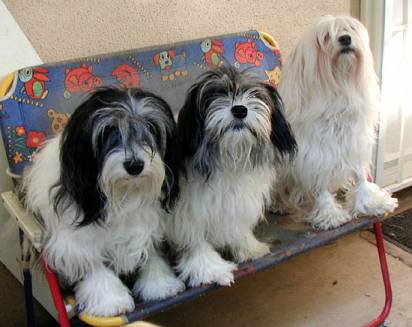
232,121,246,130
177,65,297,179
221,120,248,135
52,87,179,227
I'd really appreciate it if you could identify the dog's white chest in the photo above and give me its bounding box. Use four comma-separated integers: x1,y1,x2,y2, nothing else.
292,102,374,192
107,198,162,242
178,167,274,247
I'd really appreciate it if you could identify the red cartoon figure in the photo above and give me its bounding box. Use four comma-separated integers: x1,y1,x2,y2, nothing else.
153,50,188,81
18,67,49,99
234,39,264,68
111,64,140,88
200,39,224,67
64,64,103,98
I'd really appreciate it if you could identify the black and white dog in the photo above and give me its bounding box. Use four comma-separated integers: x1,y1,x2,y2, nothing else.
168,66,297,286
23,87,184,316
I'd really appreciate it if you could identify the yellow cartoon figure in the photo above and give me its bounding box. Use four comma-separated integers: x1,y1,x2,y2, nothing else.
48,109,69,134
265,66,281,88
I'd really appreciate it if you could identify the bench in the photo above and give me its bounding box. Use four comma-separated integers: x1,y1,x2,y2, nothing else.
0,30,392,327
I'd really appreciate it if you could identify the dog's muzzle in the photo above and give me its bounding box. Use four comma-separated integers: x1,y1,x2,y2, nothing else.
340,47,355,54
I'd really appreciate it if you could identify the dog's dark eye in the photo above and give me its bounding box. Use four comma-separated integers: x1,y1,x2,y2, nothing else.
324,33,330,43
214,88,228,97
101,127,122,150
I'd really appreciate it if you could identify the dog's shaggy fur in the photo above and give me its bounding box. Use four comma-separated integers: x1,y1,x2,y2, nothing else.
168,66,296,287
23,87,184,316
274,15,398,230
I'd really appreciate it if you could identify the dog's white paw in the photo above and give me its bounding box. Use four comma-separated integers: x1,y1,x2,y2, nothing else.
232,234,271,262
133,254,185,301
349,182,398,217
133,273,185,301
184,259,236,287
75,268,135,316
307,202,352,230
177,243,237,287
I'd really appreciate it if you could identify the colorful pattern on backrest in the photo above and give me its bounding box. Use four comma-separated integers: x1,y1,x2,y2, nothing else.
0,30,282,176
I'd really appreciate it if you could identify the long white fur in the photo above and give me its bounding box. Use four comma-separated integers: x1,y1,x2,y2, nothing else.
23,128,184,315
275,15,398,230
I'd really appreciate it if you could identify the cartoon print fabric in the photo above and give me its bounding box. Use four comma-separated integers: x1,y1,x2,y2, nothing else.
0,30,281,175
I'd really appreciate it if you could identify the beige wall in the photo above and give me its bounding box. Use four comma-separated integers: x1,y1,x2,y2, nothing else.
5,0,351,62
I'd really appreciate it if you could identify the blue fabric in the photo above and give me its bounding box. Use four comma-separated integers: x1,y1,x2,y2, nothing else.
0,30,281,175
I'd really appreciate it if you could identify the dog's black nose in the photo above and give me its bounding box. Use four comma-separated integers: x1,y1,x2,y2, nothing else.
338,35,352,46
231,105,248,119
123,159,145,176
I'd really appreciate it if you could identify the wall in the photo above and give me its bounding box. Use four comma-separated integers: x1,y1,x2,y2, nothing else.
4,0,350,62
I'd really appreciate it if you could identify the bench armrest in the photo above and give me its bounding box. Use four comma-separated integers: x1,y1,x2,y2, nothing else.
1,191,44,250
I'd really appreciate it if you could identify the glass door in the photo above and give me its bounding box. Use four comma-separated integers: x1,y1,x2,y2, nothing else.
375,0,412,190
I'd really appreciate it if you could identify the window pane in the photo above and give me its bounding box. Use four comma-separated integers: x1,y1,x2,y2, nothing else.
393,0,406,25
402,116,412,178
381,30,405,185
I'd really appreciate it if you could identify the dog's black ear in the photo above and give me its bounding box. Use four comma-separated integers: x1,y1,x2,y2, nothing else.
264,83,297,160
176,83,205,169
162,125,180,210
53,97,107,227
153,98,180,211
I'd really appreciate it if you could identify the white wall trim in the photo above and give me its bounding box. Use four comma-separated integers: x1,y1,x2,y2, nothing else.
0,1,42,80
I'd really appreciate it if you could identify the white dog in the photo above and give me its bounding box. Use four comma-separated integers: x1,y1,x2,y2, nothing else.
275,15,398,230
23,87,184,316
168,66,297,287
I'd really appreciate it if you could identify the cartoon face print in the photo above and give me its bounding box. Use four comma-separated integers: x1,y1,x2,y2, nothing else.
246,46,264,64
153,49,188,81
234,39,264,67
48,108,69,134
64,64,103,98
153,50,176,71
201,39,224,68
18,67,49,99
111,64,140,88
201,39,212,53
18,68,33,82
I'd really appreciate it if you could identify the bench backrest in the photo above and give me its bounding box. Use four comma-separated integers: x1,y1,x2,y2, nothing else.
0,30,281,176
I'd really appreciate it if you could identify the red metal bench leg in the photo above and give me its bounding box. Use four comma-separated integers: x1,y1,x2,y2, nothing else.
363,221,392,327
41,257,71,327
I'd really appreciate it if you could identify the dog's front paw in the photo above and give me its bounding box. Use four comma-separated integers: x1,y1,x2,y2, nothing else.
184,259,236,287
133,254,185,301
232,235,271,263
307,203,351,230
177,244,237,287
349,182,398,217
134,273,185,301
75,269,134,316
